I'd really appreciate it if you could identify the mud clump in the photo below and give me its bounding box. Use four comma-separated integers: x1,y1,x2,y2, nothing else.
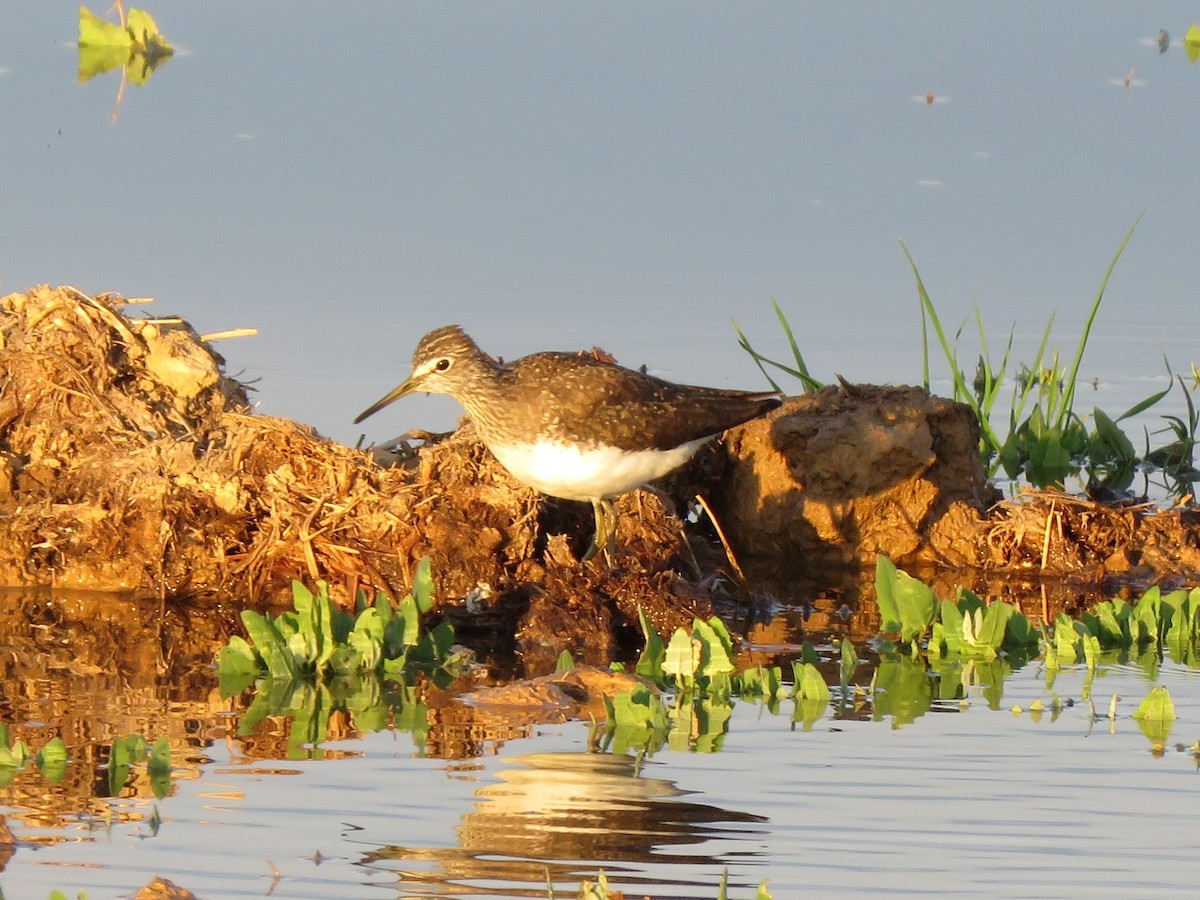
0,286,712,657
4,286,1200,661
712,384,994,571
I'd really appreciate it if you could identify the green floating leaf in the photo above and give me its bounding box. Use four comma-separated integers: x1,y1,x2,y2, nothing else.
875,556,937,641
125,7,174,57
78,6,133,48
1132,686,1176,745
693,618,736,679
793,661,830,702
838,638,857,693
635,606,666,679
411,555,435,614
1132,686,1175,722
662,628,699,684
1186,23,1200,64
36,736,68,766
241,609,299,680
148,736,172,799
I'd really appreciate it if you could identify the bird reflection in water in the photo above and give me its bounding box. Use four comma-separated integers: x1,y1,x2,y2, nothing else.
356,751,768,897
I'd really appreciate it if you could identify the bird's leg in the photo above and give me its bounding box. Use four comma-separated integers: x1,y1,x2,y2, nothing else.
582,497,619,563
581,498,606,562
601,498,619,556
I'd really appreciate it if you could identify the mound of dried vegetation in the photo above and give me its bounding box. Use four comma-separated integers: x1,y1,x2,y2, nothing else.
3,286,1198,656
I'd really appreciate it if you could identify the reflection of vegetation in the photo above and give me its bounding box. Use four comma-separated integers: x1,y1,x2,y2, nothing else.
597,610,834,756
109,734,172,799
216,558,467,756
738,215,1200,497
875,555,1200,665
78,5,174,83
573,867,773,900
0,725,68,787
218,557,462,685
872,555,1195,738
2,726,174,798
77,4,175,123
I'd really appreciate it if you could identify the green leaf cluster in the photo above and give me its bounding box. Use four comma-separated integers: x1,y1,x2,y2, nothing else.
108,734,172,798
78,6,174,84
218,557,459,691
215,559,455,753
871,556,1200,668
0,727,69,787
736,213,1200,498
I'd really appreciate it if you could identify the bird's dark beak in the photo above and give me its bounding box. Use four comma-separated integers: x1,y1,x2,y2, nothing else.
353,376,418,424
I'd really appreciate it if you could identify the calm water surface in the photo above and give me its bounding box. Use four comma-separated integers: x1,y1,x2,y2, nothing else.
2,3,1198,441
2,595,1200,897
4,4,1200,898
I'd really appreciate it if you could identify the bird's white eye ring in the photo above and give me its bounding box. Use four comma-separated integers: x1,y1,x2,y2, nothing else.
435,358,451,372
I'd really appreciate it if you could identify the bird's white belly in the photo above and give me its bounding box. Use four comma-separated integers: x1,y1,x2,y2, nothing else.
488,438,709,501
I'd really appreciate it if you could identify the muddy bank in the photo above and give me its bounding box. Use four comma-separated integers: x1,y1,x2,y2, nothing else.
2,286,1198,656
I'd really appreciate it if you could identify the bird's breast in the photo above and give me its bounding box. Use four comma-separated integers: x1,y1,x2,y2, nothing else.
487,438,709,501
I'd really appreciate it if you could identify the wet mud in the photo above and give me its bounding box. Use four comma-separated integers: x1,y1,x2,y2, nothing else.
2,286,1199,658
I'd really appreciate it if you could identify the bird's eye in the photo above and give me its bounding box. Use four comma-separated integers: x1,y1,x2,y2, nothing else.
435,358,451,372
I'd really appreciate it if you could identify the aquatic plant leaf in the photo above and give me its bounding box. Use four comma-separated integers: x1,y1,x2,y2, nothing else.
939,600,964,654
109,736,141,791
78,6,132,47
693,619,735,678
875,556,902,632
125,8,174,57
352,605,386,643
36,737,69,783
1132,587,1163,644
147,736,170,774
0,737,30,769
663,628,699,684
838,639,857,693
78,42,129,82
412,555,435,614
1133,686,1176,744
390,593,421,650
875,556,937,641
1085,602,1126,648
896,574,937,642
635,605,666,679
1186,24,1200,63
148,737,172,798
609,686,666,729
36,736,68,766
1132,686,1175,722
1090,407,1136,462
219,634,259,675
1081,632,1100,670
793,662,830,702
348,624,382,672
1052,612,1080,663
240,610,299,680
976,601,1014,650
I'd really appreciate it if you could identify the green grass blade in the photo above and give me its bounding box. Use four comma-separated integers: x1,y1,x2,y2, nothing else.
770,296,812,383
1055,210,1144,430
